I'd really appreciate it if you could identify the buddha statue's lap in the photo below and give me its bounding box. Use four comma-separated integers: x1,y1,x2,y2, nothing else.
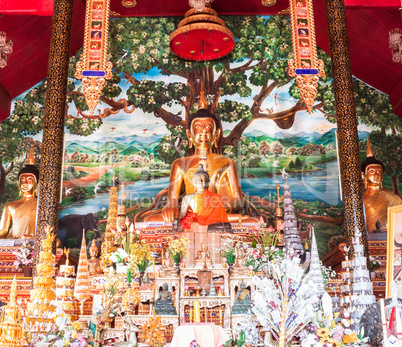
142,109,258,225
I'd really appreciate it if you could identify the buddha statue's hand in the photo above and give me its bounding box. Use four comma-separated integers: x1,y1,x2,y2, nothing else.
162,205,179,222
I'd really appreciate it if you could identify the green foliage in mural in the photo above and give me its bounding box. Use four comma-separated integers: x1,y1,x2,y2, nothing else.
4,15,400,176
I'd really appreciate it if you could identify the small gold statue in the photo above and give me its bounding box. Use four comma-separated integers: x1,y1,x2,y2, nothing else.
161,249,175,276
88,239,102,275
194,243,213,268
0,146,38,239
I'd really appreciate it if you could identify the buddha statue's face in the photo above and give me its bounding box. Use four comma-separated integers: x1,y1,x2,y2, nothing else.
365,164,383,188
187,117,219,148
18,173,37,197
193,174,208,191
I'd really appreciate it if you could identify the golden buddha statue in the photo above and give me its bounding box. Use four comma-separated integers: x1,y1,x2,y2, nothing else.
194,243,213,267
299,139,401,233
0,147,39,239
361,140,402,232
143,107,258,224
88,239,102,275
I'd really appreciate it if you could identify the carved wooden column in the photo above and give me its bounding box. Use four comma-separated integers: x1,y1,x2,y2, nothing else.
325,0,368,258
33,0,74,271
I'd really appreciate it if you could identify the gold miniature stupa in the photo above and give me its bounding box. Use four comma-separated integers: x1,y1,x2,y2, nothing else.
0,276,27,347
25,229,57,333
74,231,92,315
101,177,119,268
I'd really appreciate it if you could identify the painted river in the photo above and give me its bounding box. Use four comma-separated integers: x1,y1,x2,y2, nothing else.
58,160,341,218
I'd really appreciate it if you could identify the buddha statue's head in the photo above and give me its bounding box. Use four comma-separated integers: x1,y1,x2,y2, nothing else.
17,145,39,198
90,239,99,258
192,164,209,191
17,166,39,198
361,139,385,189
186,109,221,151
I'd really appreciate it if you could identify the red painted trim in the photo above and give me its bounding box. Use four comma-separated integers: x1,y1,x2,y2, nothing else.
345,0,401,9
0,0,53,16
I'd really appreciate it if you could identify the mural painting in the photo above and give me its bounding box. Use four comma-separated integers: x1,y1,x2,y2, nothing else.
0,16,401,257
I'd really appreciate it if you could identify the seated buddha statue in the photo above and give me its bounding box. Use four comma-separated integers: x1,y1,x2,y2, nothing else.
143,108,258,224
154,283,177,315
232,280,253,315
194,243,213,268
361,141,402,233
180,164,230,229
88,239,102,275
299,139,402,233
0,147,39,239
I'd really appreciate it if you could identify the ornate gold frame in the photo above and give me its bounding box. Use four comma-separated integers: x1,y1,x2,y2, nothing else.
75,0,113,115
386,204,402,298
288,0,324,114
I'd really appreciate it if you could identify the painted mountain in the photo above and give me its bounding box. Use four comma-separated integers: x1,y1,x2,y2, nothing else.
64,134,165,155
64,129,370,157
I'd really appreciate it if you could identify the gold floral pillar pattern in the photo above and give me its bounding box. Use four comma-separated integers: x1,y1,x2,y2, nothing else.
75,0,113,115
325,0,368,259
288,0,324,113
34,0,74,272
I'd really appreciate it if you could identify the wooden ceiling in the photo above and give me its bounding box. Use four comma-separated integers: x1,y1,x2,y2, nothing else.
0,0,401,122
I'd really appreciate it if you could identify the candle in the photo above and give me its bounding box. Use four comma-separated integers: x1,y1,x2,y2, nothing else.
194,300,200,323
219,307,222,326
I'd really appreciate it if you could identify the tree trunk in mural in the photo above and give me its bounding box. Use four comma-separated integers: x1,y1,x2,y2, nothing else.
0,161,13,196
392,176,400,196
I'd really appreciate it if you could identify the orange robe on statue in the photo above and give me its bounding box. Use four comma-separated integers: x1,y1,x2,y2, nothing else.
181,190,229,229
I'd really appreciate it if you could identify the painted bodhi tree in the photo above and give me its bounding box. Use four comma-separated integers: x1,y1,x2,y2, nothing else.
5,16,401,188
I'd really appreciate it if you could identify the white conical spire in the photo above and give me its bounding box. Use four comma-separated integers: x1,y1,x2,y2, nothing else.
309,228,325,297
351,229,375,330
282,169,303,256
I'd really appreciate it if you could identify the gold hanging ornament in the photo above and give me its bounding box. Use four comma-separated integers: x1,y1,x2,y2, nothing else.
75,0,113,116
287,0,324,114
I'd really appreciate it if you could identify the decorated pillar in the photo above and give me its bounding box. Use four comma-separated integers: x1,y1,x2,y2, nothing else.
33,0,74,270
325,0,368,258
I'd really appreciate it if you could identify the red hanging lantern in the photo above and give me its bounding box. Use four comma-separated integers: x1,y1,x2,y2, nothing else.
169,5,235,61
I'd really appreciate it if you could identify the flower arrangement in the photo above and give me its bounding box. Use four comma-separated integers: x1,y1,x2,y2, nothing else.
28,305,88,347
13,237,33,269
139,315,166,347
111,222,142,254
214,238,236,264
299,309,369,347
110,248,129,264
244,246,263,272
128,242,153,273
369,256,381,270
224,316,260,347
320,261,336,284
167,237,189,265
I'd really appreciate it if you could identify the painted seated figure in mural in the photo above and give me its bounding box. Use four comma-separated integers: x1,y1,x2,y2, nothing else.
0,148,39,239
361,141,401,233
140,108,258,224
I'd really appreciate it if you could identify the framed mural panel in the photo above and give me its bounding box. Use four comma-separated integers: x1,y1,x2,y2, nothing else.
386,204,402,298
